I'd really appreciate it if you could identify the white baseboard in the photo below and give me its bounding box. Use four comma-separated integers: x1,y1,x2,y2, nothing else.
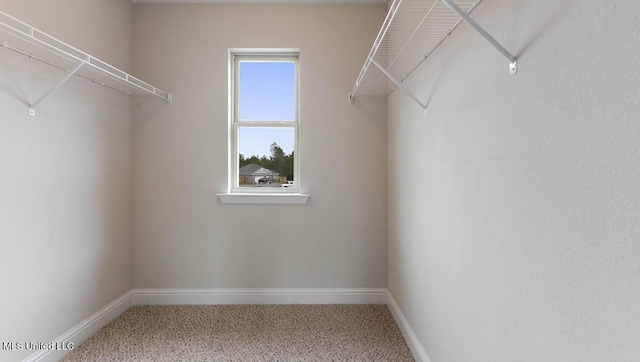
23,288,416,362
132,288,388,305
386,291,431,362
24,290,133,362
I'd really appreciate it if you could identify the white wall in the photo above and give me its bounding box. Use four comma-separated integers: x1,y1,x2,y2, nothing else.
131,4,388,288
388,0,640,361
0,1,133,361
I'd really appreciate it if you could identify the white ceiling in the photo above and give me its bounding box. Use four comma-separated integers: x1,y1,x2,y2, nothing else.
130,0,386,4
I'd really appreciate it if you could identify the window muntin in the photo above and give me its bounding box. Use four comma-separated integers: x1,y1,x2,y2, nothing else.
231,52,299,192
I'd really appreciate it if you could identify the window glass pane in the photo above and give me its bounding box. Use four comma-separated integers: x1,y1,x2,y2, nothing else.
238,127,295,188
238,61,295,121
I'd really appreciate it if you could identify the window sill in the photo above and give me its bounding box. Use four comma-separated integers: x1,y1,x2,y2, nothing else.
217,193,310,205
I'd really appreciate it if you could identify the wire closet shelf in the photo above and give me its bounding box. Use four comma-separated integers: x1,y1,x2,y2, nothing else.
348,0,517,111
0,11,171,116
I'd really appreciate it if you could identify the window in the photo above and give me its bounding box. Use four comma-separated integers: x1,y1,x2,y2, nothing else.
230,51,300,194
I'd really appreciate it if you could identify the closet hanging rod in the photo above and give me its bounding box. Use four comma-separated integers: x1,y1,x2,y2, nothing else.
349,0,403,105
348,0,518,111
1,41,131,97
386,0,483,95
369,0,450,93
0,11,171,115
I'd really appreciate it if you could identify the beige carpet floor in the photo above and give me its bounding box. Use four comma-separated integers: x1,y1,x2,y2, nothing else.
62,304,414,361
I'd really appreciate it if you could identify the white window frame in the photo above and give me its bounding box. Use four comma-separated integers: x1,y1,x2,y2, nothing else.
224,49,306,202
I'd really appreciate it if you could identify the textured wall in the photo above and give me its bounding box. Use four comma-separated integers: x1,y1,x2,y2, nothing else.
131,4,388,288
387,0,640,361
0,1,133,361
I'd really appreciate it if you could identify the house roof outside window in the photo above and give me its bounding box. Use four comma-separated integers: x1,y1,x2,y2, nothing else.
239,163,280,177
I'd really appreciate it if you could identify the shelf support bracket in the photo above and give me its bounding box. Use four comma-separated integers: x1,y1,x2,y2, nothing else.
370,58,427,111
28,60,87,116
441,0,518,75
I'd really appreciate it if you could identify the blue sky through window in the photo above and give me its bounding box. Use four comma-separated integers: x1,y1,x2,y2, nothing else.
238,61,295,157
239,127,294,158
